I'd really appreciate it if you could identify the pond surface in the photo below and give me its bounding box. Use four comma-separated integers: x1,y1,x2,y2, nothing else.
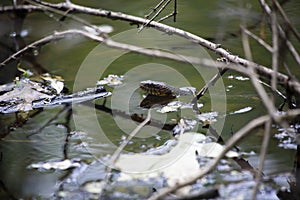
0,0,300,199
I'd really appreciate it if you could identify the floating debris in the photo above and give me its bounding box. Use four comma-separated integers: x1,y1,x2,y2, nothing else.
197,111,218,125
40,73,64,94
157,101,182,113
143,139,178,155
219,180,279,200
172,118,197,135
229,106,252,115
227,75,249,81
0,77,110,113
97,74,124,86
274,128,297,150
0,78,53,113
28,159,81,170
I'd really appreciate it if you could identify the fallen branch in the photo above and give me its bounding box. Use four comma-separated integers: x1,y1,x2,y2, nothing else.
1,1,299,94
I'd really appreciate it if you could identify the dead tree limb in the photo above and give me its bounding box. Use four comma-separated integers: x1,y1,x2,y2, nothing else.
1,2,299,94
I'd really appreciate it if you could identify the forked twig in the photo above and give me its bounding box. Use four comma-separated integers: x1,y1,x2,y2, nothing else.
157,0,177,23
139,0,172,32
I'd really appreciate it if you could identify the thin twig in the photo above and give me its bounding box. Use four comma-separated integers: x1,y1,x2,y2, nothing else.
271,6,279,97
173,0,177,22
241,26,253,61
251,9,278,198
259,0,300,67
25,0,107,36
240,26,273,52
273,0,300,42
251,119,272,200
139,0,172,32
107,109,151,166
156,0,177,23
157,12,176,23
195,68,228,100
145,0,167,19
101,109,152,195
248,69,278,120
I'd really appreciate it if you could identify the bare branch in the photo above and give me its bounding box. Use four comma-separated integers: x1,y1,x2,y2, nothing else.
251,10,279,199
240,26,273,52
144,0,167,19
259,0,300,67
273,0,300,42
1,28,300,95
251,119,272,200
1,1,296,91
271,7,279,96
241,26,253,61
157,12,175,23
139,0,172,32
173,0,177,22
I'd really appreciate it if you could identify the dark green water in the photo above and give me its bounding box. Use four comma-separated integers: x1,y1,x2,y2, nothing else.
0,0,299,199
